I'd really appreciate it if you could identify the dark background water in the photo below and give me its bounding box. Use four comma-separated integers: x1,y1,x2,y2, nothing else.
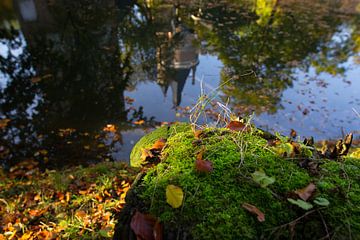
0,0,359,168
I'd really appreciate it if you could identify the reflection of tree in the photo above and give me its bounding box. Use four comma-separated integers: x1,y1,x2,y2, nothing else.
0,0,135,166
190,0,360,114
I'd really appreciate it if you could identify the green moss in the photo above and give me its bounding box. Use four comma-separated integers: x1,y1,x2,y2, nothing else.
133,125,360,239
130,123,191,167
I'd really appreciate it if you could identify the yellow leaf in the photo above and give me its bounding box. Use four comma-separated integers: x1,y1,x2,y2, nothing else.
166,185,183,208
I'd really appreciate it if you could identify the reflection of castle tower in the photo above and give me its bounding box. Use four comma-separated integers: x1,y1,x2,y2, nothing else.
156,20,199,107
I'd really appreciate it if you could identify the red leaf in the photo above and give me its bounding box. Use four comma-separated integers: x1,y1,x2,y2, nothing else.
130,211,158,240
242,203,265,222
195,159,213,173
226,121,248,132
295,183,316,201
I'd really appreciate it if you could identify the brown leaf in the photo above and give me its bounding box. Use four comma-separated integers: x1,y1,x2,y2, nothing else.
242,203,265,222
195,159,213,173
130,211,158,240
153,220,163,240
194,130,203,139
151,139,166,150
295,183,316,201
290,129,297,138
226,121,248,132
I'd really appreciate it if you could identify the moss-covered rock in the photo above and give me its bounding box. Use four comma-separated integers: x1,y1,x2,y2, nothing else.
119,124,360,240
130,123,191,167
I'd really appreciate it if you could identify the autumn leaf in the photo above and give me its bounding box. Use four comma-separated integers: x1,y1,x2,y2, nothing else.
103,124,116,132
0,119,10,129
151,139,166,150
130,210,158,240
166,185,184,208
290,129,297,138
295,183,316,201
251,169,275,188
134,120,145,125
141,149,154,161
288,198,313,210
195,159,213,173
153,220,163,240
242,203,265,222
226,120,248,132
194,130,203,139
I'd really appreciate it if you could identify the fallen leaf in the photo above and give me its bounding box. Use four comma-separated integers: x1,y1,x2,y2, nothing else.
134,120,145,125
103,124,116,132
153,220,163,240
141,149,154,161
295,183,316,201
226,120,247,132
290,129,297,138
288,198,313,210
151,139,166,150
195,159,213,173
242,203,265,222
313,197,330,207
194,130,203,139
166,185,184,208
130,211,157,240
251,169,275,188
0,119,10,129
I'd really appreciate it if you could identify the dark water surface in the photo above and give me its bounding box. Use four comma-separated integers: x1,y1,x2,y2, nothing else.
1,0,359,167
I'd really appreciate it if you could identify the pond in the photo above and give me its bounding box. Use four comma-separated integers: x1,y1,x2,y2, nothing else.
1,0,359,168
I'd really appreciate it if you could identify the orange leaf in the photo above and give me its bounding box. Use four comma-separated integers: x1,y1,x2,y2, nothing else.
151,139,166,150
195,159,213,173
130,211,160,240
242,203,265,222
134,120,145,125
141,149,154,161
194,130,203,139
295,183,316,201
226,121,248,132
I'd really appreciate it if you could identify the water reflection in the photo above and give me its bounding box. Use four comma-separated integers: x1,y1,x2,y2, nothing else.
0,0,359,168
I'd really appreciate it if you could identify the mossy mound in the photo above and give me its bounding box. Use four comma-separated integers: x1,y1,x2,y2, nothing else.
120,125,360,239
130,123,191,167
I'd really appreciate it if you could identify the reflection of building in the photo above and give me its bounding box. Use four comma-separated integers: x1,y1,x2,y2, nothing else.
156,17,199,107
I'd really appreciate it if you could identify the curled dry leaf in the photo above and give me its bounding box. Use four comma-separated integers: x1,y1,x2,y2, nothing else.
141,149,154,161
290,129,297,138
242,203,265,222
194,130,203,139
195,159,213,173
131,210,162,240
295,183,316,201
151,139,166,150
226,120,248,132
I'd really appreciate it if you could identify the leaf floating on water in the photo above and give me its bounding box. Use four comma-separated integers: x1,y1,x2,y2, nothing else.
133,119,145,125
151,139,166,150
130,211,158,240
287,198,313,210
195,159,213,173
242,203,265,222
295,183,316,201
314,197,330,207
166,185,184,208
251,169,275,188
226,120,247,132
